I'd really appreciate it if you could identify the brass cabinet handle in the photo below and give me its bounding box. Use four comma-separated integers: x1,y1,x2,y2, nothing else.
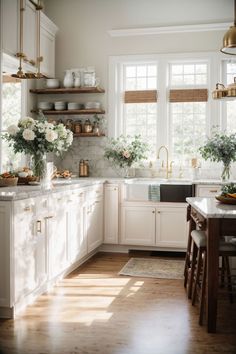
209,189,218,193
45,215,54,219
36,220,42,233
24,206,31,211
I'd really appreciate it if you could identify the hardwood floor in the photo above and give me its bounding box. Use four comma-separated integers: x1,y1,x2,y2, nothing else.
0,252,236,354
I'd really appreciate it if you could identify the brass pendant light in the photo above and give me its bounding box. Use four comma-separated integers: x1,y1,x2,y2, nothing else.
221,0,236,55
12,0,44,79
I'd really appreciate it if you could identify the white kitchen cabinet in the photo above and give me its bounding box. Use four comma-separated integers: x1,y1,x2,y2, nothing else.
47,192,69,279
40,13,58,77
0,202,12,309
23,0,37,66
195,184,221,197
13,196,48,303
67,189,87,263
156,205,188,248
120,206,156,246
104,184,119,244
1,0,19,57
120,203,188,249
1,0,57,76
86,187,103,253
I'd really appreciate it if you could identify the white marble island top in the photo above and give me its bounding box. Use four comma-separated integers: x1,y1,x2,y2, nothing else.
186,197,236,218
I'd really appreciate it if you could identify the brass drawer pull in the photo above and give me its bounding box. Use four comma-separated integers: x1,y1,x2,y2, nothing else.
209,189,218,193
24,206,31,211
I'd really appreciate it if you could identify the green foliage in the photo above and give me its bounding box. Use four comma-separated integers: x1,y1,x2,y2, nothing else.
104,135,149,168
221,183,236,196
199,132,236,166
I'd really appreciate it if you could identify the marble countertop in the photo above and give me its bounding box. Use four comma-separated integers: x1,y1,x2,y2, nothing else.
186,197,236,218
0,176,232,201
0,178,106,201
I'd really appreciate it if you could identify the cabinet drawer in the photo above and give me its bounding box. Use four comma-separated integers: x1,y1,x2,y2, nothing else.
195,184,221,197
14,199,36,215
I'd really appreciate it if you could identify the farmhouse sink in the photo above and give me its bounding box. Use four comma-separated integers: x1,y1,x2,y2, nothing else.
123,179,194,202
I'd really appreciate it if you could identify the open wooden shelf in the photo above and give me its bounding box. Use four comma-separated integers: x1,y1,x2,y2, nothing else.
31,109,105,115
30,86,105,94
73,133,105,137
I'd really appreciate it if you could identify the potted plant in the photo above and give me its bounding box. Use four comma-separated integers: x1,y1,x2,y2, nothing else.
104,134,149,177
199,131,236,181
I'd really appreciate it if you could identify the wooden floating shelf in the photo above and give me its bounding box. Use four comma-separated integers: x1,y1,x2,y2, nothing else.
31,109,105,115
73,133,105,137
30,87,105,94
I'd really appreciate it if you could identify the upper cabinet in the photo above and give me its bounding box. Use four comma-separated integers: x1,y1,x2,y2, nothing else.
40,13,58,77
1,0,58,77
1,0,19,57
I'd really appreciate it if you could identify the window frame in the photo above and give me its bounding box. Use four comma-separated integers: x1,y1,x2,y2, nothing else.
0,53,27,172
109,51,235,163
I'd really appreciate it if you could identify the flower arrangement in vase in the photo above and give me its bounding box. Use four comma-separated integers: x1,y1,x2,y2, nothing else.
104,135,149,177
3,116,73,181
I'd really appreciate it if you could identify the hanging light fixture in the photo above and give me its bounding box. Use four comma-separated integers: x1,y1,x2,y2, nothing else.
12,0,44,79
221,0,236,55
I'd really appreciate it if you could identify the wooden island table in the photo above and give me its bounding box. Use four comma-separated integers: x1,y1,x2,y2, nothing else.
186,197,236,333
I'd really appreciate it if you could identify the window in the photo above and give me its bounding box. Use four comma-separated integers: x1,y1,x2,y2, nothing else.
0,75,24,172
109,53,235,165
168,61,208,163
223,61,236,133
122,63,158,157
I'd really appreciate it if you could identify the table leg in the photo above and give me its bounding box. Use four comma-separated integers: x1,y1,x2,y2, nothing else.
206,218,220,333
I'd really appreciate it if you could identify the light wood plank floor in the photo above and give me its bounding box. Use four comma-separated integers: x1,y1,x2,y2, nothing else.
0,252,236,354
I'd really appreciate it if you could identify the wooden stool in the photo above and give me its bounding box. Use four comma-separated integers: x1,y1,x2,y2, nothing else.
189,230,236,325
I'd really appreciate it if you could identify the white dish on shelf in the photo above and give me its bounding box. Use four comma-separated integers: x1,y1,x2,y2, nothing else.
67,102,81,110
46,78,60,88
38,102,54,110
54,101,67,110
84,101,101,109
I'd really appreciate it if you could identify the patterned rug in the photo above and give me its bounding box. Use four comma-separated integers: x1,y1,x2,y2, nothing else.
119,257,184,280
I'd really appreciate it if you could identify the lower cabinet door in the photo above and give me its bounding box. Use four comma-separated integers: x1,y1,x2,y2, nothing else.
47,196,68,279
156,205,188,248
120,206,156,245
87,199,103,253
68,203,87,263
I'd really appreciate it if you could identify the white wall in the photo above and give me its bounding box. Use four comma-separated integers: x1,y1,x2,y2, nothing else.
44,0,233,86
44,0,234,177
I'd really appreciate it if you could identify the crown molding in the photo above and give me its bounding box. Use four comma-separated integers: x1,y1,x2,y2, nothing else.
108,22,232,37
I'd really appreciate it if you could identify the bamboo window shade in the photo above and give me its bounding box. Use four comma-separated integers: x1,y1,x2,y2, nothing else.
169,89,208,102
124,90,158,103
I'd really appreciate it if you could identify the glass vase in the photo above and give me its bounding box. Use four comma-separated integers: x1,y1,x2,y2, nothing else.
221,163,231,182
31,153,47,182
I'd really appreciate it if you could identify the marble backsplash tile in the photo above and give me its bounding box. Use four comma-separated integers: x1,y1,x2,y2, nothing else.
55,138,236,180
55,137,117,177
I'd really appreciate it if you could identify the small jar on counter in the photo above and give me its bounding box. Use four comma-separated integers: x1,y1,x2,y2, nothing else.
83,119,93,133
74,119,82,134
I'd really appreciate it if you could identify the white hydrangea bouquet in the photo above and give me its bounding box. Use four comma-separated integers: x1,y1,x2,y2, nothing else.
4,116,73,179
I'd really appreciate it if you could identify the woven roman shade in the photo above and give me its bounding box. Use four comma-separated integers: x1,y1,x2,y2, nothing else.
169,89,208,102
124,90,158,103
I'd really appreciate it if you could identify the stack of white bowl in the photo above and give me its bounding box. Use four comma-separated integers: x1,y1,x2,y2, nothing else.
54,101,67,110
84,101,101,110
67,102,82,110
38,102,54,110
